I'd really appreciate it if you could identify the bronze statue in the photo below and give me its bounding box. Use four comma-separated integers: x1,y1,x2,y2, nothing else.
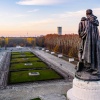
76,9,100,80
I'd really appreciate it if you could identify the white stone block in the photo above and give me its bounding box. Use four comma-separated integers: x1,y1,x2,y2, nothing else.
29,72,40,76
51,52,55,54
69,58,74,62
46,50,49,52
42,48,45,51
58,54,63,58
67,78,100,100
24,63,32,66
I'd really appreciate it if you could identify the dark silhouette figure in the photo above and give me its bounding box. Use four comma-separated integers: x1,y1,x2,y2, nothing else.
76,9,100,80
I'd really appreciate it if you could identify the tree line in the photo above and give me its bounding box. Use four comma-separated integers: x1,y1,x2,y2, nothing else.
0,37,36,47
36,34,80,58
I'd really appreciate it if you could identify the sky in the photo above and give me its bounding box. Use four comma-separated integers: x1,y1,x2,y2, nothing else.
0,0,100,37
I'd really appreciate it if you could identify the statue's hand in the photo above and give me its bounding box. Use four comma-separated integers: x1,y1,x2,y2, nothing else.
80,32,87,39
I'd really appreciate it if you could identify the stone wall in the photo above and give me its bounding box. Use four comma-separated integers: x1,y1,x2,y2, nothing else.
0,52,11,89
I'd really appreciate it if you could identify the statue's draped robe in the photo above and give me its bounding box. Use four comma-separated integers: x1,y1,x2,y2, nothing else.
97,37,100,71
78,20,87,61
78,15,100,70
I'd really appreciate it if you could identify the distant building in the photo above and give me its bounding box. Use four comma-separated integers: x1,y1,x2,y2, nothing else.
57,27,62,35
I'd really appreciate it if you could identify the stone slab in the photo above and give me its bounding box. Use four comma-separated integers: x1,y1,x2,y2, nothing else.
69,58,74,62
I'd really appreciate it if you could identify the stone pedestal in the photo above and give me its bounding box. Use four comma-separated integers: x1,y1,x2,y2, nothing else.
67,78,100,100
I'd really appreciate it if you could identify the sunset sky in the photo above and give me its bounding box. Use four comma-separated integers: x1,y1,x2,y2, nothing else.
0,0,100,37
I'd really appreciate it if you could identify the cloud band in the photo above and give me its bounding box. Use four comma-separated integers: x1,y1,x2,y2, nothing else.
16,0,67,5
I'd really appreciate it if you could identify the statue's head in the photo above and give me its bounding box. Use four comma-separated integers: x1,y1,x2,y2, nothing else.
81,17,86,21
86,9,93,16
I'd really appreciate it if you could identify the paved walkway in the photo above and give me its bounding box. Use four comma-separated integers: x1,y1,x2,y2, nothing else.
30,48,75,77
0,81,71,100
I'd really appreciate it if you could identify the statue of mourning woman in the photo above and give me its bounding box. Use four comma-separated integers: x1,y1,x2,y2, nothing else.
76,9,100,80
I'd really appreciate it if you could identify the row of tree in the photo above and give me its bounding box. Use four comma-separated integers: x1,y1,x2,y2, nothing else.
0,37,36,47
36,34,80,58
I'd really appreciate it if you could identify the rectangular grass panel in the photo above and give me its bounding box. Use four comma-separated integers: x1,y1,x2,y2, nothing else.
11,57,40,63
10,62,48,70
9,69,62,84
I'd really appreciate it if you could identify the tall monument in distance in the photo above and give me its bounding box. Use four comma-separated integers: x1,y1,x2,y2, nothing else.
57,27,62,35
67,9,100,100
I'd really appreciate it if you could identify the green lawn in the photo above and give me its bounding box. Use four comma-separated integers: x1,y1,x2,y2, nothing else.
11,52,21,55
9,69,62,84
8,51,63,84
12,52,33,55
11,55,35,58
10,62,48,70
11,57,40,63
11,52,35,58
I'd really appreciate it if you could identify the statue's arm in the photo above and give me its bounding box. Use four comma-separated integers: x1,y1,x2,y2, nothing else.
89,16,99,26
78,22,83,38
92,20,99,26
78,22,87,39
